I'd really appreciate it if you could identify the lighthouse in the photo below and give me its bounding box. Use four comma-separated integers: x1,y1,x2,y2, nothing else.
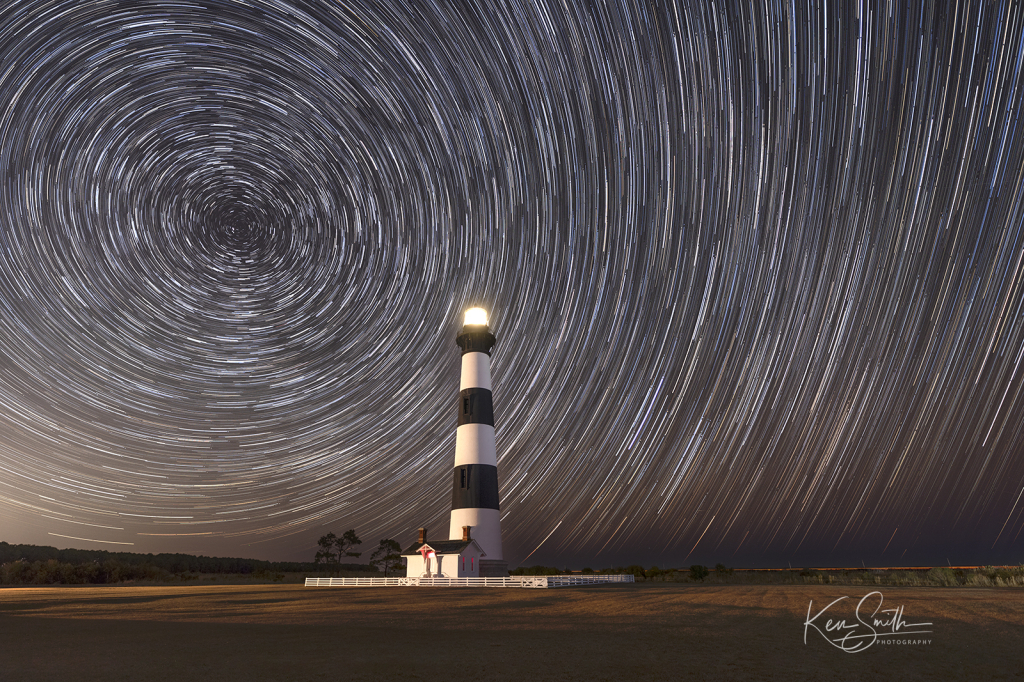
448,307,507,576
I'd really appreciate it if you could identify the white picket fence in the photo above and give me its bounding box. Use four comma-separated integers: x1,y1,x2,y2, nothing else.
544,574,634,587
304,574,634,589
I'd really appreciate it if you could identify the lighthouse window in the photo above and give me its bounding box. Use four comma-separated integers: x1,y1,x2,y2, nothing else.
462,395,474,416
460,468,466,488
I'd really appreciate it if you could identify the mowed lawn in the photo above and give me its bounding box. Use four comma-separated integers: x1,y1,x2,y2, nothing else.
1,583,1020,681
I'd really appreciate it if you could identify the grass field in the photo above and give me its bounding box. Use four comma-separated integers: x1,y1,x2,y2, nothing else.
1,583,1021,680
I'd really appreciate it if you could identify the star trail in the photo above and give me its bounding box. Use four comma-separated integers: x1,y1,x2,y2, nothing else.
1,0,1023,568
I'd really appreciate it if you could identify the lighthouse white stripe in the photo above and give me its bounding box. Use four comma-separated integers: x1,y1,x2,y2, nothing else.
454,423,497,466
460,351,492,391
449,507,503,560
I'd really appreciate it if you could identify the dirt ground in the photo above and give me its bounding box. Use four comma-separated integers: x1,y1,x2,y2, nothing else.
1,583,1020,681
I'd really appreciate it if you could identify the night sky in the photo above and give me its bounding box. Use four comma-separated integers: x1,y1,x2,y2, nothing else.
1,1,1022,569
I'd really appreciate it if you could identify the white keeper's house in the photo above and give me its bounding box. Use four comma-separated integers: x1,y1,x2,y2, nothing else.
402,526,486,578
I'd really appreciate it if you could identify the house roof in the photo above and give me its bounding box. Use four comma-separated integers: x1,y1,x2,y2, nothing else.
401,539,483,556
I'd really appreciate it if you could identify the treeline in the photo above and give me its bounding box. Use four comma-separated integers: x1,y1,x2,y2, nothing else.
510,564,673,578
510,563,1024,586
510,564,649,577
0,541,376,585
2,559,172,585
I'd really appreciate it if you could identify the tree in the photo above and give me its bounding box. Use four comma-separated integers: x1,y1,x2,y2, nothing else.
335,530,362,564
314,530,362,574
689,564,709,581
314,532,338,569
369,539,403,577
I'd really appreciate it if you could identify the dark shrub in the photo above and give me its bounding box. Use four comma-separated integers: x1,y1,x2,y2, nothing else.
624,565,647,579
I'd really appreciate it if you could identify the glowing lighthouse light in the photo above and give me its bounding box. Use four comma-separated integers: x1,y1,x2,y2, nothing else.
464,307,488,326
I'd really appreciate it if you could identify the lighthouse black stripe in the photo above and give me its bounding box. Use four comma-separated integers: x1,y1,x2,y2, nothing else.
451,464,500,510
457,387,493,426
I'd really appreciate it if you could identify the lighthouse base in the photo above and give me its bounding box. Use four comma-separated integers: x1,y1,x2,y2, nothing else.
478,560,508,577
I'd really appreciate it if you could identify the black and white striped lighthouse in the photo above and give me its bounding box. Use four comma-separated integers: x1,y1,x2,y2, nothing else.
449,307,507,576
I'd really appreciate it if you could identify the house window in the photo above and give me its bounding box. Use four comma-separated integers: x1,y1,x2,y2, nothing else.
471,557,474,571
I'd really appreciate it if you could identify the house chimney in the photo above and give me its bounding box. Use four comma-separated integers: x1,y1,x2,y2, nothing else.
462,525,471,542
418,527,427,544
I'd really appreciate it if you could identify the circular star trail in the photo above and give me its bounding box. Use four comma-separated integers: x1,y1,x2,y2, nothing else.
1,1,1023,566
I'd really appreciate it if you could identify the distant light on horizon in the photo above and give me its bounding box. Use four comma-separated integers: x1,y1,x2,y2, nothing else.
464,308,488,326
